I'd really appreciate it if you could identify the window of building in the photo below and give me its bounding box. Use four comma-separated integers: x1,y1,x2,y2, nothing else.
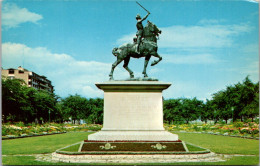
8,70,14,74
18,70,24,74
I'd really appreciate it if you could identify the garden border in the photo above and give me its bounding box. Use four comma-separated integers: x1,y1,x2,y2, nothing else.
3,130,259,140
2,131,67,140
2,131,97,140
55,142,211,155
175,131,259,140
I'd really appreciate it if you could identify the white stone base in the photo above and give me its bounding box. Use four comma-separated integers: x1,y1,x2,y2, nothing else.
51,152,225,163
88,130,178,141
92,81,179,141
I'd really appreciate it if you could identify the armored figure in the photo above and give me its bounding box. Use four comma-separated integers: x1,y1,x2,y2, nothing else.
136,12,150,53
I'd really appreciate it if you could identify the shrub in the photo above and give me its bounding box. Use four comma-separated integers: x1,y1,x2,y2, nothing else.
248,122,257,128
232,129,239,135
15,122,25,127
219,120,226,125
86,124,102,131
253,118,259,124
233,122,244,128
202,125,210,131
250,128,259,135
192,125,201,131
2,126,7,136
239,127,250,134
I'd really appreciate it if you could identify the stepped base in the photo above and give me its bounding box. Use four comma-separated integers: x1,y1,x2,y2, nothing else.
51,140,220,163
52,152,223,163
87,130,178,141
53,142,219,163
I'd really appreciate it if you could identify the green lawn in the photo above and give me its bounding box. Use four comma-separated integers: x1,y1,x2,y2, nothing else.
2,132,94,155
177,132,259,155
2,132,259,165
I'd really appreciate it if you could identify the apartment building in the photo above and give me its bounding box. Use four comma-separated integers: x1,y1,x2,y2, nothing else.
2,66,54,93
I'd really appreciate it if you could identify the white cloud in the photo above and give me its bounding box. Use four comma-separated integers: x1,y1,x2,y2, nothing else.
162,53,221,65
244,0,259,3
115,20,251,66
149,67,163,74
159,23,251,48
241,43,259,81
163,81,212,101
242,61,259,74
2,42,129,98
222,61,259,77
242,43,259,56
216,60,259,82
240,61,259,82
198,19,226,25
116,21,252,49
116,33,136,45
2,3,43,28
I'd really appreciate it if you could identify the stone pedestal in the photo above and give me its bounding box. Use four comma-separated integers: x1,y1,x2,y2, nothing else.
88,81,178,141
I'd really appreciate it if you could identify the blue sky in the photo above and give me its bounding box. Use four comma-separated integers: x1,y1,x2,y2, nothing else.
2,0,259,101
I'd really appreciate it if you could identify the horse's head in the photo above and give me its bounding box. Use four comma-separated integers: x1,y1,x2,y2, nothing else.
147,20,162,36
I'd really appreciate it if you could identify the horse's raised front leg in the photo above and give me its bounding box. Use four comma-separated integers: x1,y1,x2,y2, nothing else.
109,57,124,80
142,55,151,78
123,56,134,78
151,52,162,66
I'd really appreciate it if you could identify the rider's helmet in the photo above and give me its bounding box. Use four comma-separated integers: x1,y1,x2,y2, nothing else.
136,14,141,20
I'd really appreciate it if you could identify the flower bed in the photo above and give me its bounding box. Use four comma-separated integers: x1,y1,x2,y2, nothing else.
58,142,209,155
2,122,259,140
2,122,102,139
164,122,259,138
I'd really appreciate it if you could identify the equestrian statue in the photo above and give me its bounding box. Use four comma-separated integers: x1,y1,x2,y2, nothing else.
109,2,162,80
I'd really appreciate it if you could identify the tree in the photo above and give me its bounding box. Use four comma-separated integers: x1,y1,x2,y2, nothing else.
238,77,259,121
163,98,203,124
2,76,59,123
86,98,104,124
53,101,66,123
22,87,38,123
210,76,259,123
163,99,184,124
61,94,90,124
211,90,232,124
201,99,215,123
33,90,57,123
180,98,203,124
2,77,32,122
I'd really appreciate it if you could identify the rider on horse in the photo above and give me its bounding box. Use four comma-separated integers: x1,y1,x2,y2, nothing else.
136,12,150,54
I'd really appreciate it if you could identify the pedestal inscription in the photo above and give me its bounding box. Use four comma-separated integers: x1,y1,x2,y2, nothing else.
103,92,164,131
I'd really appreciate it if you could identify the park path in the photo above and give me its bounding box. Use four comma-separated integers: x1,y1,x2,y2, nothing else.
2,153,258,163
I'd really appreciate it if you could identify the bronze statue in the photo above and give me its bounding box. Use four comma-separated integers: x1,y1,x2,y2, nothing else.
109,21,162,80
109,2,162,80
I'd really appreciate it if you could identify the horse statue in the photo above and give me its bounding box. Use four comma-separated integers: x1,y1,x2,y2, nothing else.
109,20,162,80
